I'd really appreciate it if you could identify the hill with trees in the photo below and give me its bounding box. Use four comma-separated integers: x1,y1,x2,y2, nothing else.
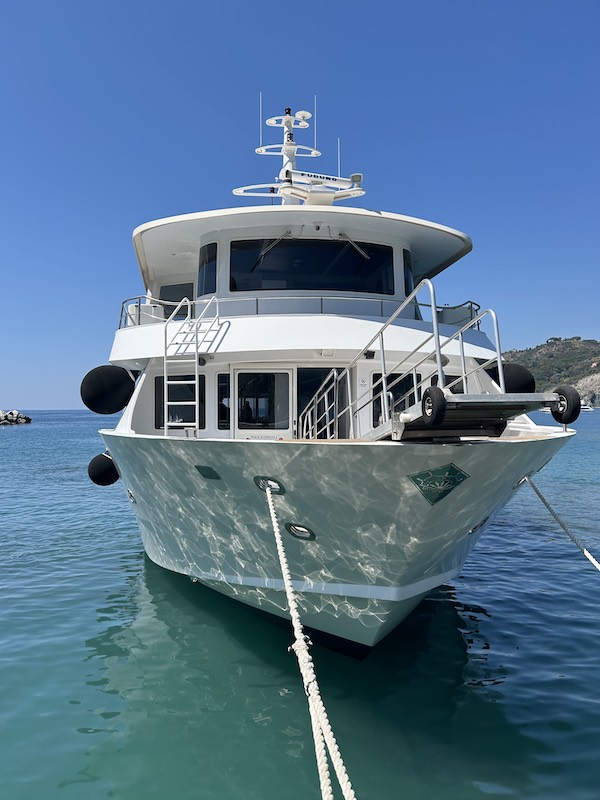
504,337,600,406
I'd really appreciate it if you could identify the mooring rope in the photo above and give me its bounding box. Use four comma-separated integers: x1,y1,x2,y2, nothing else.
526,477,600,572
264,486,357,800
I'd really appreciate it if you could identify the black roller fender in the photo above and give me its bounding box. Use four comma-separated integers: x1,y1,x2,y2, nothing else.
422,386,446,427
486,363,536,393
88,452,120,486
551,385,581,425
81,365,135,414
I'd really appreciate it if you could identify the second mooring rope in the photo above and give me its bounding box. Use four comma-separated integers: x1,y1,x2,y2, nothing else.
264,485,357,800
526,477,600,572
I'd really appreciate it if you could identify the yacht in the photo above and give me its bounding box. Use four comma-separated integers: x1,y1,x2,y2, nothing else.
82,106,581,648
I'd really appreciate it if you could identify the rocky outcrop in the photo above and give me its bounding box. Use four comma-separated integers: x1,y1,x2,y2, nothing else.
574,374,600,407
504,336,600,407
0,409,32,425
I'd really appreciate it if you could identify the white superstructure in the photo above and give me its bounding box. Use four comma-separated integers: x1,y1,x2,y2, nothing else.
83,107,580,648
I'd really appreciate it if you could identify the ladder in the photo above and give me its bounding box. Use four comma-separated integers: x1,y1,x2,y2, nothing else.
163,296,220,435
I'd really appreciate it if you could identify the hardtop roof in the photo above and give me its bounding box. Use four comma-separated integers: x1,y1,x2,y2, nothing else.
132,204,472,288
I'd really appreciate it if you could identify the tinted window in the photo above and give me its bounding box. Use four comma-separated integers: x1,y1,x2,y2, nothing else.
198,243,217,296
230,239,394,294
218,374,230,429
159,283,194,319
155,375,205,429
237,373,289,429
297,368,335,416
403,249,414,295
372,372,420,426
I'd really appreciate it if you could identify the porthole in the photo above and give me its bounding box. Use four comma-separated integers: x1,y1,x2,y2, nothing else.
253,476,285,495
285,523,316,541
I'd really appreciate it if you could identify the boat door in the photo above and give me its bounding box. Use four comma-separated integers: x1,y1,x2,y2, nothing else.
233,369,295,439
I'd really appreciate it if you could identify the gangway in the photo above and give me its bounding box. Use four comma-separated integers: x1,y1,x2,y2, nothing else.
299,280,580,442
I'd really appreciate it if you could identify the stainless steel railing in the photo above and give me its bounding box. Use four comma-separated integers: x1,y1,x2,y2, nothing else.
299,280,504,440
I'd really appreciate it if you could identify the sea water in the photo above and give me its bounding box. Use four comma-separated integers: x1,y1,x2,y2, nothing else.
1,410,599,800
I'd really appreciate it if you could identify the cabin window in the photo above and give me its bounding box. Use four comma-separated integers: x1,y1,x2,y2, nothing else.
237,373,289,429
372,372,420,426
159,282,195,319
198,243,217,296
403,249,415,296
432,374,464,394
217,374,230,429
230,239,394,294
154,375,205,429
297,367,349,438
297,368,334,416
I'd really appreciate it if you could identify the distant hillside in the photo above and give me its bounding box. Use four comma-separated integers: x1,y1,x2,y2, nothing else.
504,337,600,406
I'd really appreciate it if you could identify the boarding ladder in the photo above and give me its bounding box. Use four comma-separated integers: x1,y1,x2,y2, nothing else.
299,279,574,442
163,296,220,435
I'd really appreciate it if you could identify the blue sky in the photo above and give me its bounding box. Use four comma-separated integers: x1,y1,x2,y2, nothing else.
1,1,598,409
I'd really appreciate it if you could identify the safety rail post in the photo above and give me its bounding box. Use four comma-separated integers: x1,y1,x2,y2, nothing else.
379,331,390,423
427,282,446,388
332,378,338,439
489,310,506,393
329,374,338,438
412,368,419,405
346,370,354,438
194,308,200,434
312,394,320,438
458,332,467,393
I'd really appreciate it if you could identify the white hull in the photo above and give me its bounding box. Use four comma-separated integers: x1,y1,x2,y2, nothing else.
102,427,572,646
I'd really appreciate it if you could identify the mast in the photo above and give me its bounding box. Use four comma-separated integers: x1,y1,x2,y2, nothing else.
233,106,365,206
273,108,307,204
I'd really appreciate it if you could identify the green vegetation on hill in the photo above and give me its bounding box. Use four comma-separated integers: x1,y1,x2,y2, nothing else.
504,337,600,395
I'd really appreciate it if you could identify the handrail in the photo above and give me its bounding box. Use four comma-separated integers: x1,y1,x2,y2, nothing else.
119,296,171,328
298,280,443,439
418,298,481,322
118,292,480,329
298,281,505,440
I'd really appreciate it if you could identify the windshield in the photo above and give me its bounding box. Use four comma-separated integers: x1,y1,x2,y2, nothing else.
229,238,394,294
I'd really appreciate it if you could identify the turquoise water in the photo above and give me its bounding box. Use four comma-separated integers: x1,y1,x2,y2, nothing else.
1,410,599,799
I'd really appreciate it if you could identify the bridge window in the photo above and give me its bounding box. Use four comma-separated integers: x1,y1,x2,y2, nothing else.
230,239,394,294
198,243,217,296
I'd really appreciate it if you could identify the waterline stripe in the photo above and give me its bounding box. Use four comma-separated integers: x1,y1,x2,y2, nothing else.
191,567,460,602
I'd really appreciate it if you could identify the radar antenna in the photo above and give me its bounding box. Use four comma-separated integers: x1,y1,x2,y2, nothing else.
233,106,365,206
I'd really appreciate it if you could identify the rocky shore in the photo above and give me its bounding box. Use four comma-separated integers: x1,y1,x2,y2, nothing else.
574,373,600,408
0,410,32,425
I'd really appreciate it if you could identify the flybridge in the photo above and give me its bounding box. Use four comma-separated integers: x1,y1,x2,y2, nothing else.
233,107,366,206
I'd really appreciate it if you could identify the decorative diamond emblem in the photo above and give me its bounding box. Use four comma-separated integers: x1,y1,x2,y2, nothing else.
408,463,470,505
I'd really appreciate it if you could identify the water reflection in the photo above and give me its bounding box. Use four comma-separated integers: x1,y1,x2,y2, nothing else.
70,555,550,799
